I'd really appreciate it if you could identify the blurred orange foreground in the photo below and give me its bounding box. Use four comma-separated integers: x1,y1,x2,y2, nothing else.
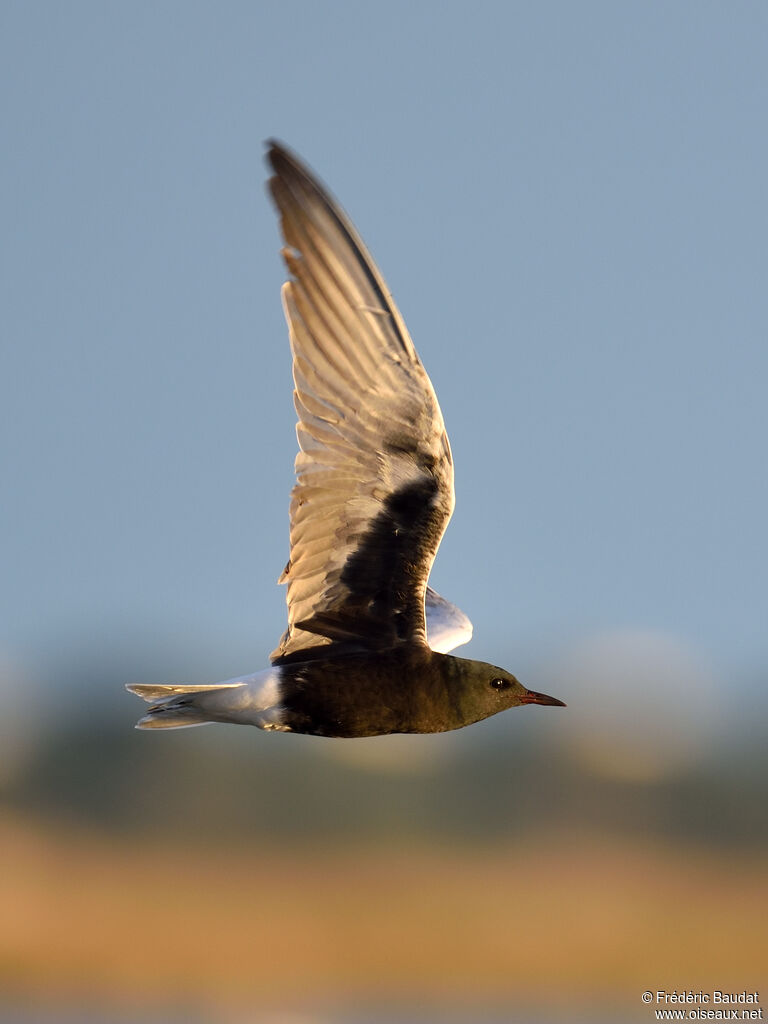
2,813,766,1019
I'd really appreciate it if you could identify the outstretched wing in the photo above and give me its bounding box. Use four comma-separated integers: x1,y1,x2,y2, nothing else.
266,142,455,665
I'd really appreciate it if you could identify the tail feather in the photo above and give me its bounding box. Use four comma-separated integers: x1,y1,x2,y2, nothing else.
125,682,245,731
127,682,243,701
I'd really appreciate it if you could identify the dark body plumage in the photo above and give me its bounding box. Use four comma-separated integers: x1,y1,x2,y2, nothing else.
127,142,565,735
278,649,514,738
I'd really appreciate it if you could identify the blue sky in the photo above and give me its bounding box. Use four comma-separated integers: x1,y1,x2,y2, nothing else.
2,2,767,740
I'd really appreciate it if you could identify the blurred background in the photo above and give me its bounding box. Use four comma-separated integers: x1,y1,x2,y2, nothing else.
1,2,766,1022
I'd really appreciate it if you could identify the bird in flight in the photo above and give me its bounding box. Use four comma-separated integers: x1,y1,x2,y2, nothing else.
127,142,565,737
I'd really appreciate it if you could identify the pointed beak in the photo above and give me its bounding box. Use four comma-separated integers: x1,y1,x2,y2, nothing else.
520,687,567,708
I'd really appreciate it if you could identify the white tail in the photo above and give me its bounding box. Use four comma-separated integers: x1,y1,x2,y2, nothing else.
126,683,244,730
126,669,286,731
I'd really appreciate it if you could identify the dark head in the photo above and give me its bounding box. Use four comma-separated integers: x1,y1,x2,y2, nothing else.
451,656,566,728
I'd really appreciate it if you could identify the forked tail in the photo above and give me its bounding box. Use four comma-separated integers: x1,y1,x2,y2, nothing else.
126,682,245,730
126,668,285,731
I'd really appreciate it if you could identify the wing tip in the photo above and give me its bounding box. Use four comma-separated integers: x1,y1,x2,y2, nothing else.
264,136,288,161
265,139,314,187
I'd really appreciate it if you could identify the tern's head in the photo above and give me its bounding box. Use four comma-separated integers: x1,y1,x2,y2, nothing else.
452,657,566,725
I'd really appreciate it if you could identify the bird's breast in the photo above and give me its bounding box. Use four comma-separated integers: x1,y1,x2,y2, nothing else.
277,647,465,737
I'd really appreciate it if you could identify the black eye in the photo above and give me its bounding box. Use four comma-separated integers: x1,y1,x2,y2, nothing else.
490,678,511,691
